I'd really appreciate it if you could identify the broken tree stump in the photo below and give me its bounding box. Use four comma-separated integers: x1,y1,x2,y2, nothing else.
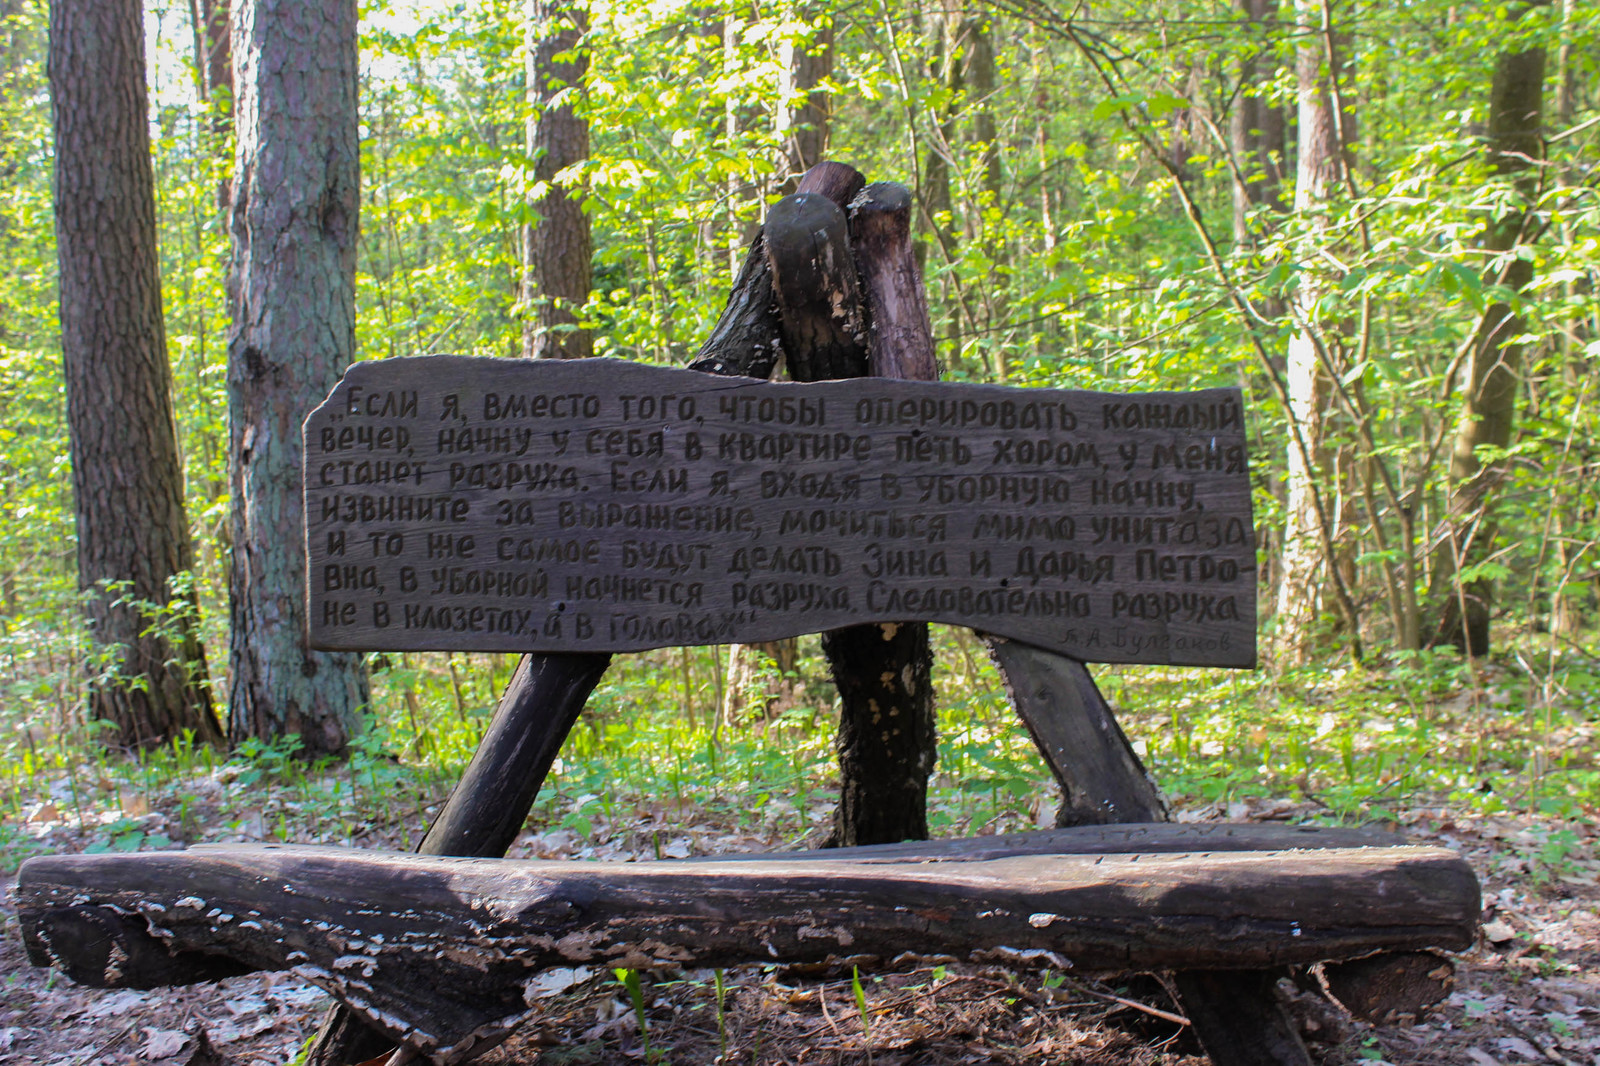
689,160,865,379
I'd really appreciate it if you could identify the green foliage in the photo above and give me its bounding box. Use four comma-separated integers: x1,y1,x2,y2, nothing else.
0,0,1596,846
614,967,653,1060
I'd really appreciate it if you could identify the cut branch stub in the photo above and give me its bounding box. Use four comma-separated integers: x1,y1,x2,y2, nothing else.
689,161,864,380
848,181,938,382
763,192,868,382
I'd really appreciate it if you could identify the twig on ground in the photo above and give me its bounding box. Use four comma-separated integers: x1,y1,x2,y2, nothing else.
1067,981,1190,1027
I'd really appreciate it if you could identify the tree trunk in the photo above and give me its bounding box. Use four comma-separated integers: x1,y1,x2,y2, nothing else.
762,186,935,847
1272,0,1352,663
188,0,231,205
779,182,939,848
522,0,591,360
186,0,230,114
721,639,798,724
49,0,222,749
227,0,366,753
776,4,832,186
1230,0,1286,243
918,9,957,274
958,12,1008,379
1431,21,1546,655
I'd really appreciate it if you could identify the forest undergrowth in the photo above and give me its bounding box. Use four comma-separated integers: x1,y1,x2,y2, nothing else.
2,628,1599,1065
1,625,1597,873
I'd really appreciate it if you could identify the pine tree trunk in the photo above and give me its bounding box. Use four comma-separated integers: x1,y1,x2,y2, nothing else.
521,0,591,360
227,0,366,754
777,4,832,185
1273,0,1352,662
959,12,1008,379
1229,0,1286,243
49,0,222,749
1431,25,1545,655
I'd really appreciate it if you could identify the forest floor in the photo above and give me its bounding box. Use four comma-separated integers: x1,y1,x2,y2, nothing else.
2,791,1597,1066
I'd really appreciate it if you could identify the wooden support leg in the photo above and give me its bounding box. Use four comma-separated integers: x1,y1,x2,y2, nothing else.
1173,971,1315,1066
767,178,943,847
307,652,611,1066
987,638,1167,826
987,638,1313,1066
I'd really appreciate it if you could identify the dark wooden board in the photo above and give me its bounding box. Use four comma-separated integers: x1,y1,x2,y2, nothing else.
681,820,1407,861
20,841,1477,1062
304,357,1256,665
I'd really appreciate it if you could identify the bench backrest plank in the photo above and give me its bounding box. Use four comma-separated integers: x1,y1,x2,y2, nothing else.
304,357,1255,666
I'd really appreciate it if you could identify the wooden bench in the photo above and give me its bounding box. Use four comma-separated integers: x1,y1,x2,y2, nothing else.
17,163,1480,1066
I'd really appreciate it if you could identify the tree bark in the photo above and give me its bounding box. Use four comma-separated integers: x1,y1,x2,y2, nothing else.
522,0,591,360
49,0,222,749
1272,0,1353,663
227,0,366,753
1229,0,1286,244
776,4,832,186
1430,20,1546,655
19,840,1480,1062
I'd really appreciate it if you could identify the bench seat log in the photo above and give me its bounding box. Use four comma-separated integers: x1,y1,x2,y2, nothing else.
19,840,1477,1064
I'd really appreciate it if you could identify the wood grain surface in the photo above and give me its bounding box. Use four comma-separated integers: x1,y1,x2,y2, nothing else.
304,357,1256,665
20,838,1477,1061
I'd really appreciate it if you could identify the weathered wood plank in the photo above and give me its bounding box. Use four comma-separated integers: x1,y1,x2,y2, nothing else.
685,820,1407,862
19,842,1478,1063
303,358,1255,665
